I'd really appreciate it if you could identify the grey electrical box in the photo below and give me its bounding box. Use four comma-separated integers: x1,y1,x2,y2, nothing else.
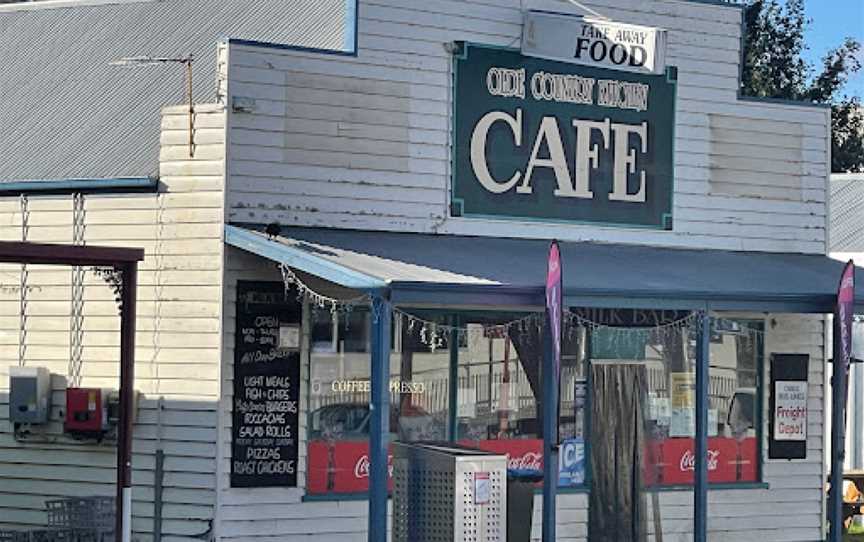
9,366,51,424
392,442,507,542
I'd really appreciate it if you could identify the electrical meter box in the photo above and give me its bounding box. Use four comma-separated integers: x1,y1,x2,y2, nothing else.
65,388,109,434
8,366,51,424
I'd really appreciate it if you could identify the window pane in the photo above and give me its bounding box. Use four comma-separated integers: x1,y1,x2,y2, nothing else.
456,317,545,475
456,316,588,488
637,316,761,487
306,309,450,495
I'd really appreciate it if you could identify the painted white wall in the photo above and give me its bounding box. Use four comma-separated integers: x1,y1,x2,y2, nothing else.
223,0,830,254
0,105,226,540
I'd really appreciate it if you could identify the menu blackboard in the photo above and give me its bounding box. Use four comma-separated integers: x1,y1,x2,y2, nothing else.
231,281,301,488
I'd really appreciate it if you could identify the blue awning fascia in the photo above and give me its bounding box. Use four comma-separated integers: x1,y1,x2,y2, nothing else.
390,282,838,313
390,283,544,309
0,177,157,195
224,225,387,291
568,289,837,313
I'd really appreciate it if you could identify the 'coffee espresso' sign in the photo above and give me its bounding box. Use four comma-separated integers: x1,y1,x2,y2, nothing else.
451,43,676,229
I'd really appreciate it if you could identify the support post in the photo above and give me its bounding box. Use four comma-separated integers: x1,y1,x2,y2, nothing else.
694,310,709,542
542,320,558,542
448,315,459,441
368,296,392,542
116,263,137,542
829,318,848,542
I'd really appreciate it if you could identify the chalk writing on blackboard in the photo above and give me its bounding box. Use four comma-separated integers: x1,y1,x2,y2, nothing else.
231,281,301,488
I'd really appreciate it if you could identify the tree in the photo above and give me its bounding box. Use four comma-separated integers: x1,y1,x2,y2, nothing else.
741,0,863,172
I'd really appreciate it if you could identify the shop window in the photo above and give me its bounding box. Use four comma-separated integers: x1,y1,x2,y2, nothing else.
592,316,764,487
455,317,588,488
304,307,761,497
306,310,450,495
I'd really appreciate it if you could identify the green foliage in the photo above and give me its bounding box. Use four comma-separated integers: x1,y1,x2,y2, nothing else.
833,97,864,173
741,0,863,172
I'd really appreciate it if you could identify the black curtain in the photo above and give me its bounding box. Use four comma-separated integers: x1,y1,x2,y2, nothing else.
589,362,648,542
509,322,544,437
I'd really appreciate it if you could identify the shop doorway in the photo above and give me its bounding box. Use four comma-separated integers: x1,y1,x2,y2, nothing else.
589,361,649,542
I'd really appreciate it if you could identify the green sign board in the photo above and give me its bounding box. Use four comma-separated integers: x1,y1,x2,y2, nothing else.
451,42,676,229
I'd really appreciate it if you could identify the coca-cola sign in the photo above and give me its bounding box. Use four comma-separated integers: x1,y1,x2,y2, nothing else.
306,438,583,495
645,437,757,486
508,451,543,471
353,454,394,479
307,436,757,495
679,449,719,472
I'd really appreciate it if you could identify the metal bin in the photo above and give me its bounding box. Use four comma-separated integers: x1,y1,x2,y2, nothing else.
392,442,507,542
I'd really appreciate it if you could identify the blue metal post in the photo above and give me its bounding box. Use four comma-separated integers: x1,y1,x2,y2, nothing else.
448,315,459,442
694,311,710,542
369,296,391,542
829,316,847,542
542,320,558,542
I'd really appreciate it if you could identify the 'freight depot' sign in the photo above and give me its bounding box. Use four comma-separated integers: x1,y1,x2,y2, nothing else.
451,43,676,228
773,381,807,441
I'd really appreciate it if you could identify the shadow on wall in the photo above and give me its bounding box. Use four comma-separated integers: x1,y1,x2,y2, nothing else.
0,389,216,541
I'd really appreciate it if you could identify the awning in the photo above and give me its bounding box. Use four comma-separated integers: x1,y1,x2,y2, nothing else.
225,224,864,312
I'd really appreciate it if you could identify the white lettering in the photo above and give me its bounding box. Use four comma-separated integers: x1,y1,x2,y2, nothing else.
470,110,523,193
571,118,611,199
486,67,525,99
597,80,649,112
519,116,573,196
609,122,648,202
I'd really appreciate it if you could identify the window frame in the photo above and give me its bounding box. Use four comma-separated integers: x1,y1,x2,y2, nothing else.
303,308,766,498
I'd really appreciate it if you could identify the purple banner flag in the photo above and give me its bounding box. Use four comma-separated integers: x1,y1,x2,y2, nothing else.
546,241,562,443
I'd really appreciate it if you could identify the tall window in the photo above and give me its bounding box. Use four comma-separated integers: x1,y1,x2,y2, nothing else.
588,315,762,487
455,316,588,487
306,311,450,495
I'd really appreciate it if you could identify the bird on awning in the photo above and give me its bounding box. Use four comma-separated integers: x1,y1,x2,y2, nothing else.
265,222,281,240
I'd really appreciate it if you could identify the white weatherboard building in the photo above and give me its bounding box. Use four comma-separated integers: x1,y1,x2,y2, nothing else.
0,0,847,541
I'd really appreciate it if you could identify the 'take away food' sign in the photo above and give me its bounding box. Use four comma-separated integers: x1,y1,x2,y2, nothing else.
451,43,676,229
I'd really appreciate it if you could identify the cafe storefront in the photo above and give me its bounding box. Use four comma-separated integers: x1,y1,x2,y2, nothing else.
0,0,847,540
210,1,858,539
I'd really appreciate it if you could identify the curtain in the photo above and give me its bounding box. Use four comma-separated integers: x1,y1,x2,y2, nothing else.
589,362,648,542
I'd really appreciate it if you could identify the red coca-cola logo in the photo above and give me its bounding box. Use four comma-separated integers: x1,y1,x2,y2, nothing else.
679,449,720,472
354,454,394,479
508,451,543,471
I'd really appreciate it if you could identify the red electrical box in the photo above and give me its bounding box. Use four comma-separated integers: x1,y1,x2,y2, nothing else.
65,388,108,434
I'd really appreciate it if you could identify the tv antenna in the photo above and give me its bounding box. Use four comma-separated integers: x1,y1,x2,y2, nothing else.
111,55,196,157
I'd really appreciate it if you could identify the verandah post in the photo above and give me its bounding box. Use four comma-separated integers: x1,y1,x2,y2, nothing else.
368,295,392,542
542,317,558,542
694,310,710,542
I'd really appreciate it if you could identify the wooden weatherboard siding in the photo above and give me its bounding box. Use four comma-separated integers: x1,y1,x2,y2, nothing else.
0,105,225,540
223,0,829,254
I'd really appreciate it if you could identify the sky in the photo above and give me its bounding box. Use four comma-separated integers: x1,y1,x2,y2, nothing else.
795,0,864,98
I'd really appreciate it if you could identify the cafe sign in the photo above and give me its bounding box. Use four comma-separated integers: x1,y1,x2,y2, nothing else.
451,43,676,229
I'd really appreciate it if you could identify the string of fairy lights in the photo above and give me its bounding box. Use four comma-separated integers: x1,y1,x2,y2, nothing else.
278,263,764,347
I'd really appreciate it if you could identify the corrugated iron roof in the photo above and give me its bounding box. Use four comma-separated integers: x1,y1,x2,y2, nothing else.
831,174,864,252
0,0,350,181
